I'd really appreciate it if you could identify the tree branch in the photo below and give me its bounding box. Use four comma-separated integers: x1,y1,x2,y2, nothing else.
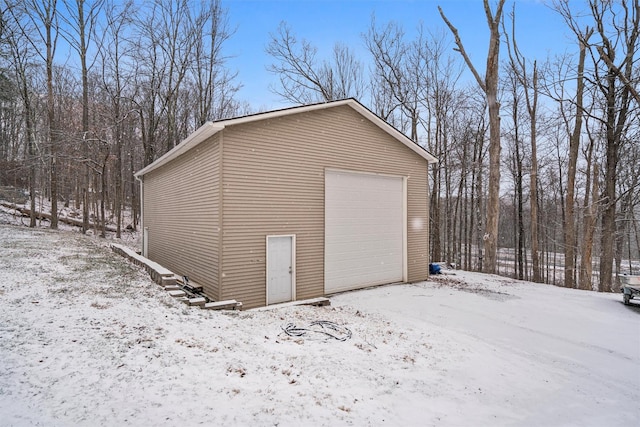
438,5,486,93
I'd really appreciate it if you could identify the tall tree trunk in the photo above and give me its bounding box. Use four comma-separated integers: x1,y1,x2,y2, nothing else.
115,119,122,238
431,162,442,261
503,17,541,283
25,91,37,228
27,122,37,227
72,0,92,235
599,70,619,292
46,2,58,229
11,29,38,227
129,146,138,231
529,66,541,283
509,80,524,280
439,0,505,274
580,163,598,291
564,33,591,288
516,143,524,281
474,130,485,271
100,152,108,238
484,82,501,275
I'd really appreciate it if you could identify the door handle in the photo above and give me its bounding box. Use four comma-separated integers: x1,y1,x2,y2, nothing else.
289,266,292,274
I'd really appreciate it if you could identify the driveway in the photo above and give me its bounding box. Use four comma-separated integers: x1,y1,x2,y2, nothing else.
330,271,640,426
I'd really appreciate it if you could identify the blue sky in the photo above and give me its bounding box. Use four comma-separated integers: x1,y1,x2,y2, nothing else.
223,0,572,110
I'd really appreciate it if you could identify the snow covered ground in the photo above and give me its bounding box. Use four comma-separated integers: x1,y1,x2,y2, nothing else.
0,224,638,427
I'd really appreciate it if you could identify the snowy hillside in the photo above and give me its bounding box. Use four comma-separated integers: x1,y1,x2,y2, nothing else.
0,224,638,426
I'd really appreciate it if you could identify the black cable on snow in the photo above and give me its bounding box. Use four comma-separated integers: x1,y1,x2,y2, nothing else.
281,320,352,341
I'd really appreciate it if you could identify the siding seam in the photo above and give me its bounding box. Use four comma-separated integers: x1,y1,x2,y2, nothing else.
218,131,224,301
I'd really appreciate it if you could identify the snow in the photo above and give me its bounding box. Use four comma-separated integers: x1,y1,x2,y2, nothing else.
1,224,639,426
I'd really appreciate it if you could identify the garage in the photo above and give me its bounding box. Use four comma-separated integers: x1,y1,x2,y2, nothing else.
137,99,435,309
324,169,406,293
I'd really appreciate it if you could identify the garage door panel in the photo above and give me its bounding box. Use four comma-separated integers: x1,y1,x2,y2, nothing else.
326,255,403,275
325,170,405,293
326,229,401,243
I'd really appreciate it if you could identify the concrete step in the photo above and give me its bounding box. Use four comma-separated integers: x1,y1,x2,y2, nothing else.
188,297,207,306
202,300,241,310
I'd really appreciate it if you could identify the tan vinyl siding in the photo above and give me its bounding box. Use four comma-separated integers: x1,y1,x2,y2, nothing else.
221,105,429,308
143,134,220,300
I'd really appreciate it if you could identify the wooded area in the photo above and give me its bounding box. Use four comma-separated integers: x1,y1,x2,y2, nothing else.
1,0,638,292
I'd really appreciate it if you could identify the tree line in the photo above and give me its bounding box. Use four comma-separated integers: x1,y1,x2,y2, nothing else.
1,0,638,292
1,0,244,236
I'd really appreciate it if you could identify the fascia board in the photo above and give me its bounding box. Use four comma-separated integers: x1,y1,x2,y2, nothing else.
135,98,438,179
346,101,439,164
134,122,224,178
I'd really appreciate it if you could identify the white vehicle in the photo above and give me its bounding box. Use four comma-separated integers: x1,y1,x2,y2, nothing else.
619,274,640,305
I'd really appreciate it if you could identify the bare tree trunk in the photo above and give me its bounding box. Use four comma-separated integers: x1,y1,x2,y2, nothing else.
506,69,525,280
76,0,90,234
65,0,95,234
431,162,442,262
631,211,640,275
27,123,37,228
529,71,541,283
7,20,38,227
564,32,592,288
599,80,618,292
44,1,59,229
516,138,524,281
13,0,60,229
615,191,634,282
100,152,108,237
439,0,505,274
129,145,138,231
473,128,485,271
504,16,542,282
578,128,596,290
114,121,122,238
580,162,598,291
484,80,502,275
101,0,129,238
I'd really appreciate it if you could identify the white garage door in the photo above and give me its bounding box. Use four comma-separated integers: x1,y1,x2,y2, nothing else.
325,170,405,294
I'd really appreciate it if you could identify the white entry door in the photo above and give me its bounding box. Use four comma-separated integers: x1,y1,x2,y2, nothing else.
266,235,296,305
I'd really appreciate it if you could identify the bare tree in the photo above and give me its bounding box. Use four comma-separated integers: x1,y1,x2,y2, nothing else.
61,0,103,234
4,7,37,227
266,22,365,104
37,1,59,228
580,125,598,290
97,0,135,238
9,0,61,228
439,0,506,274
504,6,544,282
541,51,584,286
2,0,244,233
556,0,640,291
130,0,240,166
421,32,464,266
364,18,422,142
132,0,189,164
502,66,526,280
190,0,239,125
565,30,593,288
595,0,639,291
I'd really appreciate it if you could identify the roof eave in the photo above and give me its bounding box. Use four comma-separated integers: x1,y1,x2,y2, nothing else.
345,100,438,164
134,122,224,178
135,99,438,179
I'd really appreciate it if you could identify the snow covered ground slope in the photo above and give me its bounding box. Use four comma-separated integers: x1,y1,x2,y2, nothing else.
0,224,638,427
